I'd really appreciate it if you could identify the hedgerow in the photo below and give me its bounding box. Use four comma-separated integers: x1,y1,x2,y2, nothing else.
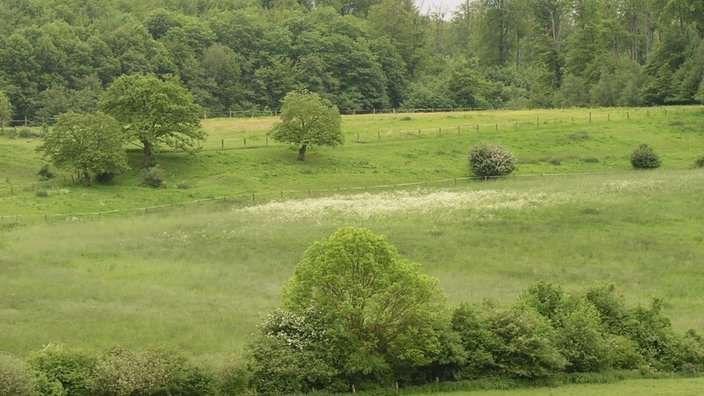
6,281,704,396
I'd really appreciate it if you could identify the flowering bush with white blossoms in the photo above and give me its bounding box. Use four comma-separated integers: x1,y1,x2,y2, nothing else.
469,143,516,179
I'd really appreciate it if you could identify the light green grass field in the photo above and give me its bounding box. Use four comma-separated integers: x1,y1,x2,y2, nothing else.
1,170,703,361
1,107,704,393
432,377,704,395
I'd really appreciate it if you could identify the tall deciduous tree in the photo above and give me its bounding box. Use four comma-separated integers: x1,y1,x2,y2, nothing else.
36,112,128,186
281,227,449,385
269,90,342,161
99,73,205,167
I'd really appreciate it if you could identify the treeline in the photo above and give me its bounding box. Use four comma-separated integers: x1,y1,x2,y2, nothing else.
3,227,703,395
0,0,703,121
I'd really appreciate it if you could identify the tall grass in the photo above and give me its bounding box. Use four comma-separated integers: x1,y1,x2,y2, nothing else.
1,169,703,362
424,377,704,396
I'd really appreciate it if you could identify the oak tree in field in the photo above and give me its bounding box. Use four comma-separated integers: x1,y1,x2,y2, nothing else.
249,227,449,391
36,112,128,186
269,90,343,161
99,74,205,167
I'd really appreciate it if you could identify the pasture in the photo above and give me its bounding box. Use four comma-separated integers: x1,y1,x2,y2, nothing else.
1,107,704,392
2,106,703,219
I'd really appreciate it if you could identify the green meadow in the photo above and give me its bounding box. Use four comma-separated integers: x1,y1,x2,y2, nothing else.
2,106,703,219
431,376,704,395
1,107,704,391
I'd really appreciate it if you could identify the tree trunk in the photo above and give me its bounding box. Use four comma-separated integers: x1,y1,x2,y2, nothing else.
143,140,155,167
82,170,92,187
297,144,307,161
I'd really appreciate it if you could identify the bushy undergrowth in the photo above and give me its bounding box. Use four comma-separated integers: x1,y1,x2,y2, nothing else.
140,165,165,188
4,280,704,395
245,275,704,395
630,144,661,169
0,354,39,396
695,156,704,168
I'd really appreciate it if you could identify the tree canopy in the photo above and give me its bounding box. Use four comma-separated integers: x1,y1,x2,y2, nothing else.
249,227,450,393
99,73,205,167
36,111,128,186
269,90,343,161
0,0,702,120
272,227,448,387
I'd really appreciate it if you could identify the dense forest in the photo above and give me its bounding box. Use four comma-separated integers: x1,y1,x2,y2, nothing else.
0,0,703,121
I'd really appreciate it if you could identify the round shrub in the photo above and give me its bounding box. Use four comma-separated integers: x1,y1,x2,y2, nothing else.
37,164,54,180
28,344,94,396
630,144,661,169
695,156,704,168
18,127,33,139
141,165,165,188
469,143,516,179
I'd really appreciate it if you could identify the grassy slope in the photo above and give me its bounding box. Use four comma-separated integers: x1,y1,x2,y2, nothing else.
434,377,704,395
2,106,703,219
1,107,704,395
1,170,703,360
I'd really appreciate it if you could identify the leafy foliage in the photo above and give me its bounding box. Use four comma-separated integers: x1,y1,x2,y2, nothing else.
247,309,339,394
99,74,205,167
0,90,12,129
250,227,450,392
141,165,165,188
0,354,38,396
37,164,54,180
36,111,128,186
269,90,343,161
469,143,516,179
519,283,612,372
29,344,94,396
630,144,661,169
89,347,214,396
0,0,702,116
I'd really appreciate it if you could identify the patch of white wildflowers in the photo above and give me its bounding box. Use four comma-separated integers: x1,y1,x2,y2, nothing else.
237,189,568,223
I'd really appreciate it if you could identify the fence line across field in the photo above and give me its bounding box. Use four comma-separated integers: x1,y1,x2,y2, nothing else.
0,171,607,226
212,107,680,150
6,105,696,131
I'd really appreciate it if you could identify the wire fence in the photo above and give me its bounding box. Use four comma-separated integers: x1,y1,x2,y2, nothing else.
207,106,695,150
0,171,609,227
3,105,702,225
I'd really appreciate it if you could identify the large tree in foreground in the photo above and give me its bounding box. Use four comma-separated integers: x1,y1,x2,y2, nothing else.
269,90,343,161
249,227,450,393
36,112,128,186
99,74,205,167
